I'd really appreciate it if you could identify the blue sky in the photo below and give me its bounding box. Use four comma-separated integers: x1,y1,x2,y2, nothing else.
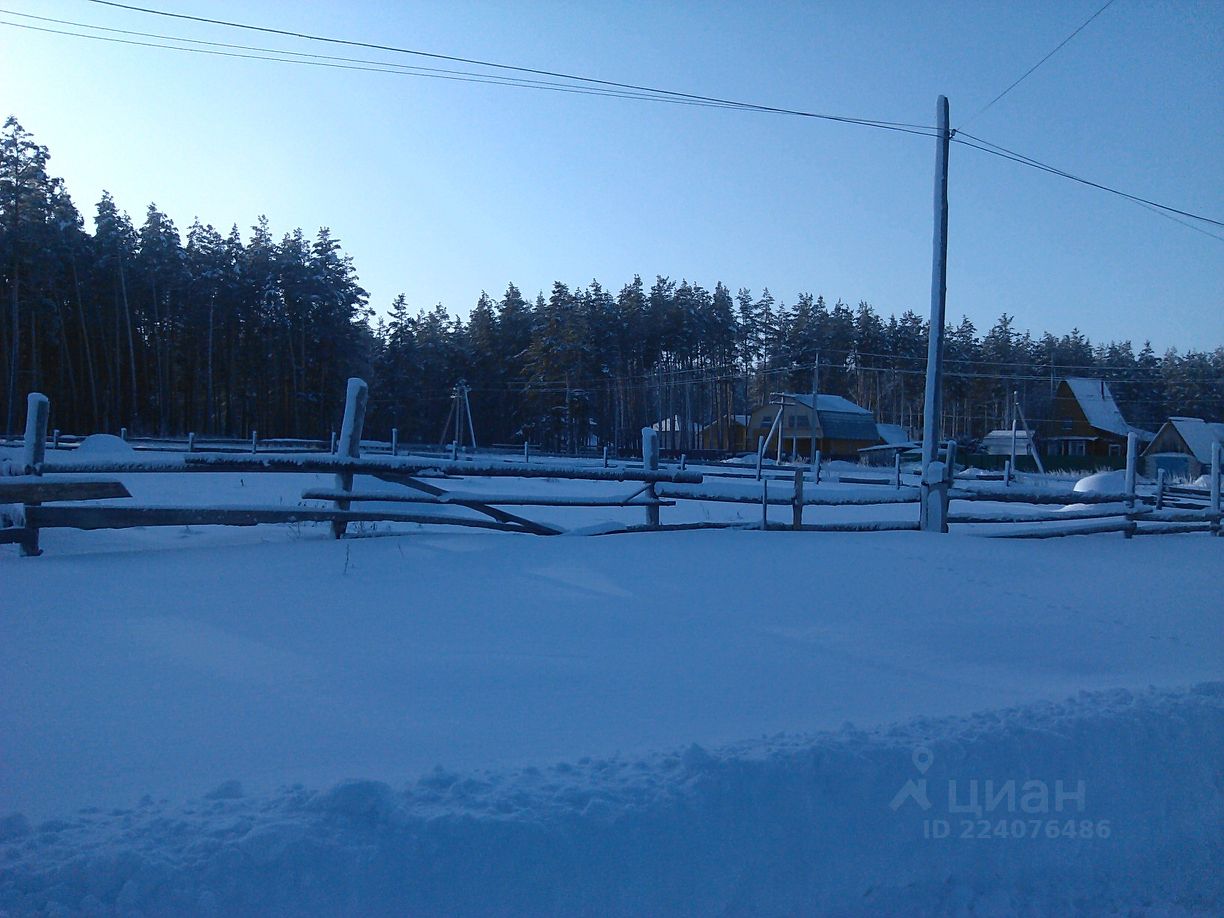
2,0,1221,351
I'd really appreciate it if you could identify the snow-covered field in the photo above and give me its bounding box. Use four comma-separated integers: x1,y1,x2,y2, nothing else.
2,451,1221,915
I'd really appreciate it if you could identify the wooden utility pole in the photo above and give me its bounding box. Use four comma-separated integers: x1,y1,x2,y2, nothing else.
920,96,951,532
921,95,951,473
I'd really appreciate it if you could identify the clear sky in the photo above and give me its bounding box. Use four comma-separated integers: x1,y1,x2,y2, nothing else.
2,0,1221,352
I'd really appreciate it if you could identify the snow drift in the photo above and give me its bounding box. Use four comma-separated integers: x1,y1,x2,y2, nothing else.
2,683,1220,916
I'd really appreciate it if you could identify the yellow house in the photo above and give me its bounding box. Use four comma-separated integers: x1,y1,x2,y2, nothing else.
700,415,750,453
748,394,881,460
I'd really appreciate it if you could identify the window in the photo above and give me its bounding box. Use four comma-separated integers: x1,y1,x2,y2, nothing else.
1108,442,1121,457
759,415,773,428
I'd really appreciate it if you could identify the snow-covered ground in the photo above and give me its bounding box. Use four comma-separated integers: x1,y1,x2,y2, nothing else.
1,451,1221,915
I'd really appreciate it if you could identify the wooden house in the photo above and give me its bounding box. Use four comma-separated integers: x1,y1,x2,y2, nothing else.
1041,378,1151,458
748,394,881,460
1140,417,1224,480
700,415,750,453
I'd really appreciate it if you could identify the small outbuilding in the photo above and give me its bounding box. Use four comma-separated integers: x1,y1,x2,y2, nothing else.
1140,417,1224,480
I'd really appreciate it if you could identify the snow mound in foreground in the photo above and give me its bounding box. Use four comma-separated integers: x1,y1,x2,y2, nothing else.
1073,469,1127,494
74,434,136,457
1,684,1220,916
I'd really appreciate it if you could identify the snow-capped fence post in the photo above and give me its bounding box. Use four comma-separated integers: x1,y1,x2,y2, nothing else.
391,428,398,457
19,392,49,556
22,393,48,477
762,478,769,530
250,430,258,455
680,453,686,471
813,449,821,484
1155,469,1166,510
187,432,195,453
893,452,901,489
1004,458,1012,487
755,436,765,481
1124,432,1137,538
792,467,804,530
331,378,368,539
329,430,336,454
603,445,608,468
920,460,949,534
120,427,127,441
1211,441,1221,537
642,427,660,528
52,429,60,450
523,442,530,463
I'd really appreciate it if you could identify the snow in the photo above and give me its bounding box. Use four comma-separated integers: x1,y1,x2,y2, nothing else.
73,434,136,458
1073,468,1128,493
2,450,1221,913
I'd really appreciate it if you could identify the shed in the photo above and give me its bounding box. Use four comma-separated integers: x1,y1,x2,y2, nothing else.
1140,417,1224,480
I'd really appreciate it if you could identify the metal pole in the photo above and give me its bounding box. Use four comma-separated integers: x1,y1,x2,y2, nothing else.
921,95,951,474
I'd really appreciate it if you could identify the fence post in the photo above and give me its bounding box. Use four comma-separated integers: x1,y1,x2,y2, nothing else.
1124,431,1137,539
756,435,765,481
391,428,398,457
250,430,258,455
524,442,530,463
792,467,803,530
329,430,337,454
187,432,196,453
680,453,686,471
20,393,49,556
331,378,368,539
894,452,901,489
52,428,60,450
603,445,608,468
762,478,769,530
920,459,949,533
642,427,660,528
1211,441,1221,537
1155,468,1166,510
1004,458,1012,487
120,427,127,441
813,449,821,484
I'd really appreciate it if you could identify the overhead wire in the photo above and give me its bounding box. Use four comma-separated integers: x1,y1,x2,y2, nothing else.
960,0,1119,128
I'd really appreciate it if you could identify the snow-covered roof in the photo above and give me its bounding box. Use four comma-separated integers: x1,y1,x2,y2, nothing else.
651,416,703,433
1061,378,1135,438
875,423,911,445
702,414,749,429
787,393,871,415
1167,417,1224,463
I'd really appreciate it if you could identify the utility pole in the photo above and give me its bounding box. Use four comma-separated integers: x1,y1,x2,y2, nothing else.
920,95,951,532
921,95,951,473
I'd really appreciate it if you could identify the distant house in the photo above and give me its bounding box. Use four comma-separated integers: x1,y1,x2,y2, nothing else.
1140,417,1224,480
748,394,881,460
700,415,750,453
1042,378,1151,458
650,416,704,451
980,429,1038,457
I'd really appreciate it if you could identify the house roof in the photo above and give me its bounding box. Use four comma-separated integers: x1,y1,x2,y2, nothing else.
982,429,1035,442
1061,377,1150,439
772,393,880,442
1165,417,1224,463
875,423,912,445
651,416,703,433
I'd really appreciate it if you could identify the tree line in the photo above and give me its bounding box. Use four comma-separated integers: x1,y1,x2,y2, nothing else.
4,116,1222,452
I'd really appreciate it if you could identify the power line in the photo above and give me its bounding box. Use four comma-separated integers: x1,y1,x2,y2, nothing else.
0,18,759,111
80,0,937,137
13,4,1222,241
961,0,1118,128
952,131,1224,235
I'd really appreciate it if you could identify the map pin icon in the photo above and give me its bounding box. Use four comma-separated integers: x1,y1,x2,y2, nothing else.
912,746,934,774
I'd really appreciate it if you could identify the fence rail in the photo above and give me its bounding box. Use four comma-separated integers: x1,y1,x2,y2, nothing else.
4,383,1221,555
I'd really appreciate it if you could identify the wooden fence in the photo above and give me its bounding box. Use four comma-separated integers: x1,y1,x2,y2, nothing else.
3,383,1220,556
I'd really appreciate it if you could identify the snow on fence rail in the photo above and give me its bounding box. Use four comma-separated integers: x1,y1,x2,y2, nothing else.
3,385,1220,555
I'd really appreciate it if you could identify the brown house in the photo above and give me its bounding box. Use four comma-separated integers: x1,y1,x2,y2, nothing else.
1141,417,1224,480
748,394,881,460
700,415,750,453
1042,378,1150,458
